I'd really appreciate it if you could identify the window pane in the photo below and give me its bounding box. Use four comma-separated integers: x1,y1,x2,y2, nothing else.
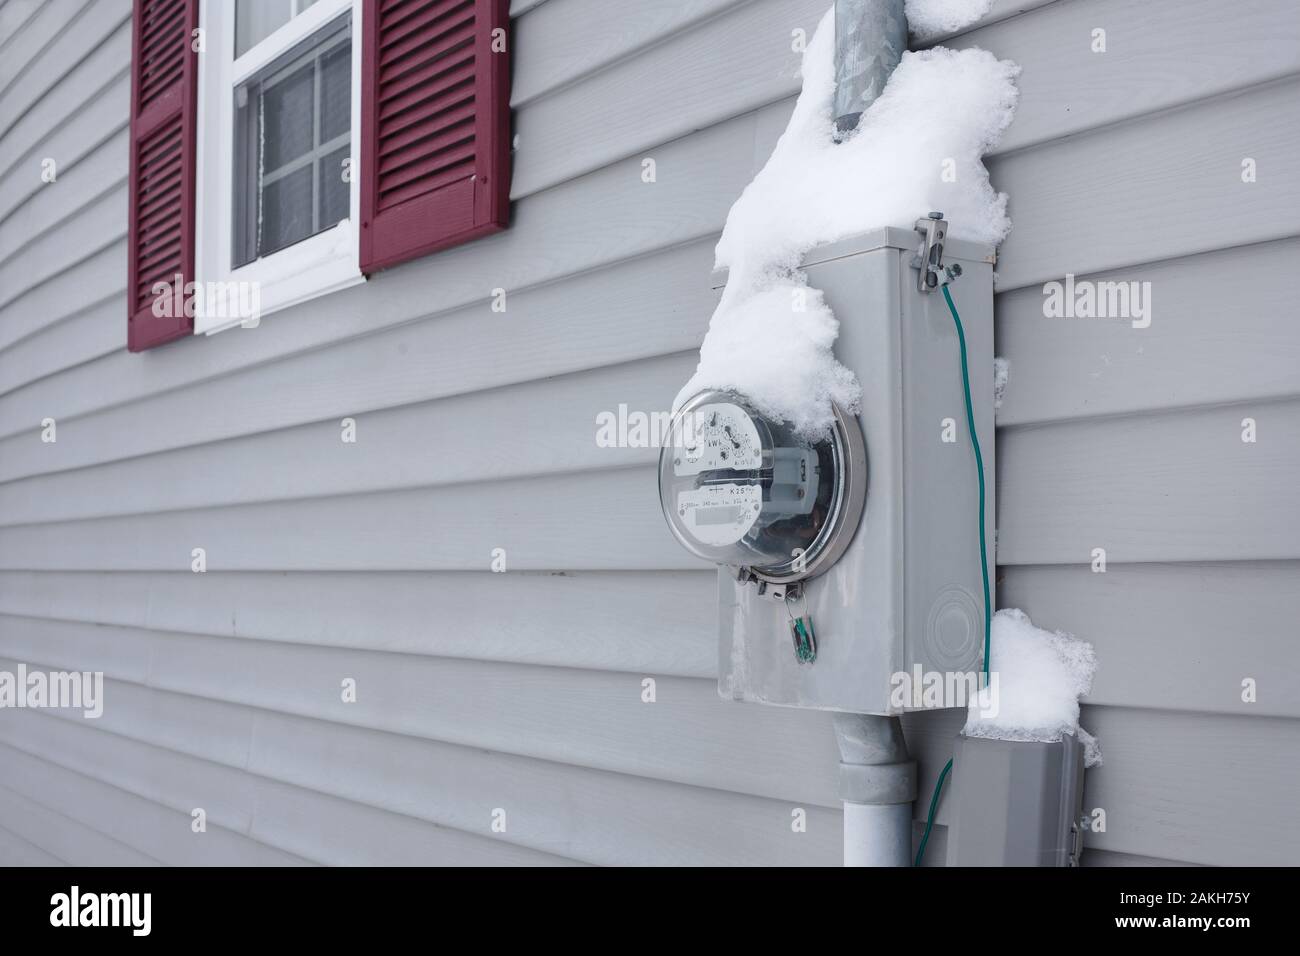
232,17,351,268
319,146,350,228
236,0,292,58
236,0,320,58
319,43,351,143
261,165,315,252
262,63,315,171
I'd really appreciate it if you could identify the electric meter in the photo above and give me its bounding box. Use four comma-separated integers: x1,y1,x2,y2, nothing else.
658,228,993,713
657,389,867,583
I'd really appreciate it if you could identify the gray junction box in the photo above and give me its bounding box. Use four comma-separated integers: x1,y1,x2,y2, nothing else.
945,733,1088,867
715,227,997,716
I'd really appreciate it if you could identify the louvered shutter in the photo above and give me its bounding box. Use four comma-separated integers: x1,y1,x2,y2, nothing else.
359,0,511,273
127,0,199,352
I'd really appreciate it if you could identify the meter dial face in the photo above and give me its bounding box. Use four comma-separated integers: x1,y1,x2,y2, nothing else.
674,402,762,476
671,402,764,546
658,390,866,582
676,483,762,546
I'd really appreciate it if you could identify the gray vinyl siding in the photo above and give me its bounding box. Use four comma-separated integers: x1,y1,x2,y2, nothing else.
0,0,1295,866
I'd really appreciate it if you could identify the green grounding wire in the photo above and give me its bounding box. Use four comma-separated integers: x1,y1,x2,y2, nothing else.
914,281,992,867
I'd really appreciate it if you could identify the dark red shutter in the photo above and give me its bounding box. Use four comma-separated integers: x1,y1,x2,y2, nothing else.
360,0,511,273
127,0,199,352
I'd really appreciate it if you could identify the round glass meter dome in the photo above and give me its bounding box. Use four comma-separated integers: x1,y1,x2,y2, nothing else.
657,390,867,583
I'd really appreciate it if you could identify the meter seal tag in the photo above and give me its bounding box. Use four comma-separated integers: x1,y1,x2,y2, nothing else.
784,591,817,664
791,615,817,664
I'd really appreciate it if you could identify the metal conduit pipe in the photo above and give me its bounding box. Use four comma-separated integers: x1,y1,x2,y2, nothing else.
833,712,918,866
833,0,908,136
830,0,916,869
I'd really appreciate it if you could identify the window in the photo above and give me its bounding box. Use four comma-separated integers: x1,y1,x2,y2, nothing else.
194,0,363,333
232,16,351,267
128,0,512,350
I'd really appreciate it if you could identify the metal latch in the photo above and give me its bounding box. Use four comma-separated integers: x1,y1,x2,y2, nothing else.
912,211,947,293
1069,819,1085,867
737,568,797,603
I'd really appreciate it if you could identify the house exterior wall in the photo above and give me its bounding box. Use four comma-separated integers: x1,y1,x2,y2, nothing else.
0,0,1296,865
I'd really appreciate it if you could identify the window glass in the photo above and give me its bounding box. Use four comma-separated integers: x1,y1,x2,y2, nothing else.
318,144,351,226
233,17,351,268
318,43,351,141
235,0,320,58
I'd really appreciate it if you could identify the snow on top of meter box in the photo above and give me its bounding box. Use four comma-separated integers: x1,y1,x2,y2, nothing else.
675,3,1019,439
965,609,1103,767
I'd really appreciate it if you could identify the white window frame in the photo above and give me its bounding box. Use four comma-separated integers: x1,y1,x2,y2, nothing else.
194,0,364,335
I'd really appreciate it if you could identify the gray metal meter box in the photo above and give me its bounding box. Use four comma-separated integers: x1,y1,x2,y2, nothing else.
711,227,996,715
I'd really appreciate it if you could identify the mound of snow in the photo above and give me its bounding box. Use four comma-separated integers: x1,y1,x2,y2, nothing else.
906,0,994,41
965,608,1102,766
677,6,1019,437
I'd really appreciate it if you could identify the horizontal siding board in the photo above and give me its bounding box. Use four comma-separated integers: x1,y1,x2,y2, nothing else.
996,397,1300,565
0,127,127,268
0,183,124,312
0,0,44,54
913,0,1060,43
0,33,129,219
0,0,129,137
510,0,1058,112
901,704,1300,866
0,0,93,96
0,468,700,571
0,821,66,866
242,700,840,866
0,297,122,399
1079,706,1300,866
511,0,744,107
995,238,1300,426
0,742,312,866
0,242,124,360
510,0,816,198
509,0,1300,199
0,716,576,866
0,245,715,474
952,0,1300,154
0,569,718,677
990,75,1300,290
1000,562,1300,718
232,782,585,867
0,352,691,524
13,687,839,865
0,633,842,808
0,781,160,866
